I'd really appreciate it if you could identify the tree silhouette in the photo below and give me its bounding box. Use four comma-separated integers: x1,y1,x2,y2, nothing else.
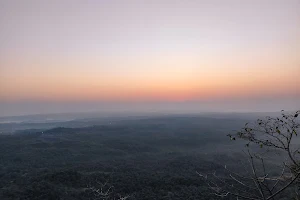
199,110,300,199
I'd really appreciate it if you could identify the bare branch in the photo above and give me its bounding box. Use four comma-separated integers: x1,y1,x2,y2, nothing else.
267,172,300,200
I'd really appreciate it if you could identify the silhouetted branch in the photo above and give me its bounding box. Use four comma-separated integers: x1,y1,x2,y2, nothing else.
202,110,300,199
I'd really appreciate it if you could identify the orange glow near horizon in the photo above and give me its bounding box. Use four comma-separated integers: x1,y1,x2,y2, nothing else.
1,0,300,108
1,53,299,102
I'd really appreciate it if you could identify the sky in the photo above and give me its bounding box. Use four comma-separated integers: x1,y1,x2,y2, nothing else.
0,0,299,116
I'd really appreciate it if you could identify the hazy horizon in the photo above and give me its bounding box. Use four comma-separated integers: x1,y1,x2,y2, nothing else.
0,97,299,117
1,0,299,116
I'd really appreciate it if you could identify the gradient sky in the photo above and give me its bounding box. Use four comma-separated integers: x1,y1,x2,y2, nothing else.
0,0,299,116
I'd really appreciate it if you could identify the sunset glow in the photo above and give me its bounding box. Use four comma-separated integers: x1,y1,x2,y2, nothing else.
0,0,299,115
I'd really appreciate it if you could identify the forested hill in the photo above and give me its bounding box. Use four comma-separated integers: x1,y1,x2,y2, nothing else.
0,116,263,200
